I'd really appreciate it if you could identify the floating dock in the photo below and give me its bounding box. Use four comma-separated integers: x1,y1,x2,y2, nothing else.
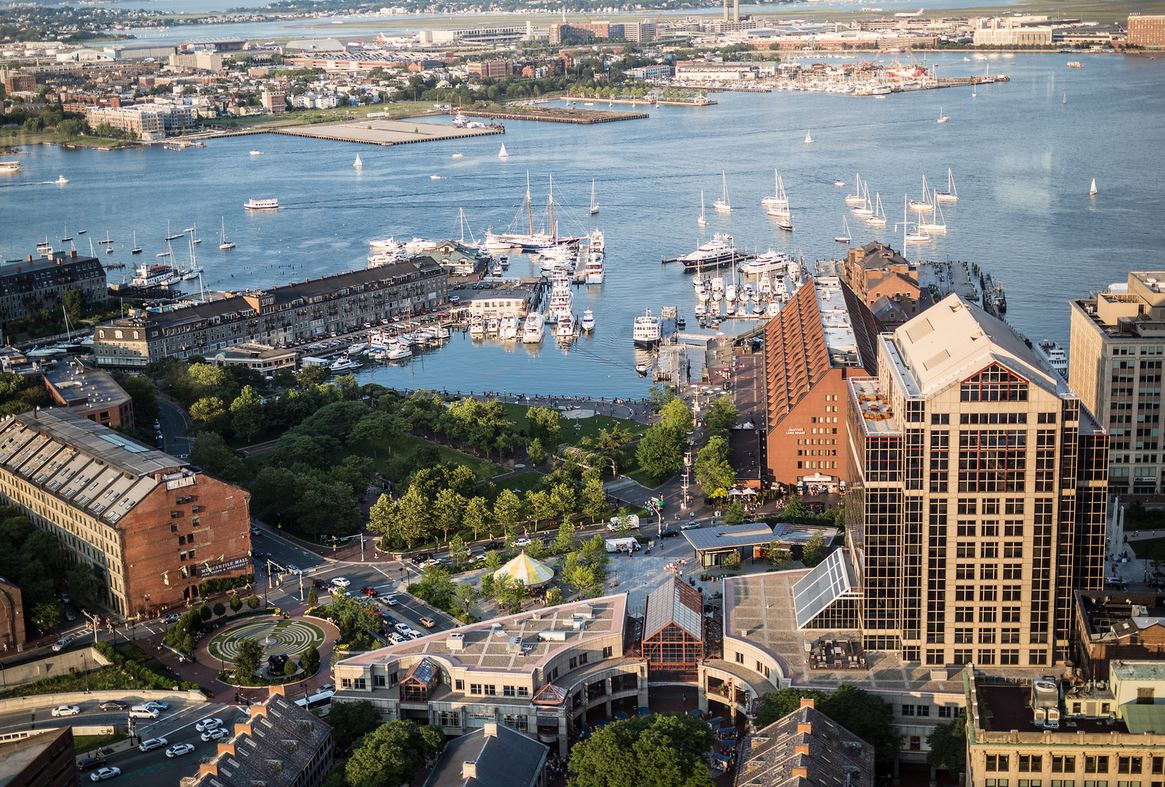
460,107,649,125
270,118,503,147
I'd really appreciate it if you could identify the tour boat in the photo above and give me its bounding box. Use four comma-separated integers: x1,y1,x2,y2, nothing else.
0,161,20,173
521,313,545,343
244,198,279,210
761,170,789,212
55,175,69,185
632,309,662,348
353,154,363,170
713,171,732,213
589,178,600,215
580,309,595,332
452,152,464,159
834,215,852,244
130,262,181,288
498,143,509,160
934,167,959,203
1036,340,1068,376
218,217,235,250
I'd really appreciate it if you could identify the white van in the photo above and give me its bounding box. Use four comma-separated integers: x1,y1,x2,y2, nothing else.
130,705,160,719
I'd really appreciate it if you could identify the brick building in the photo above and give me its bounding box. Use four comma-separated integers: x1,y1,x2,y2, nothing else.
838,241,931,327
0,409,251,617
41,360,134,429
2,71,36,93
0,575,26,651
1128,14,1165,48
763,276,880,491
0,728,76,787
467,60,512,79
0,250,107,324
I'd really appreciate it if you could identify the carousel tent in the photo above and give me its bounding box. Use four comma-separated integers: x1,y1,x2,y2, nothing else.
493,550,555,588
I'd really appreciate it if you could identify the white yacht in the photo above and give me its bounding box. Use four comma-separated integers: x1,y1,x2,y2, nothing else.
521,313,545,343
743,250,791,276
0,161,21,173
710,277,725,302
499,315,521,341
130,262,181,288
580,309,596,332
589,178,600,215
664,233,743,270
845,174,866,207
918,202,948,234
761,170,789,212
385,344,413,361
585,251,604,284
469,315,486,338
330,355,362,372
485,316,500,335
555,312,575,340
1036,340,1068,377
633,309,662,348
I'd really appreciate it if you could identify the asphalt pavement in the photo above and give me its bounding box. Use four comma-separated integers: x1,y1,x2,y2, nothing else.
0,696,207,737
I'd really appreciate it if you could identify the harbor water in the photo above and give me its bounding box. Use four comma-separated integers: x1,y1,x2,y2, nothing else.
1,52,1162,398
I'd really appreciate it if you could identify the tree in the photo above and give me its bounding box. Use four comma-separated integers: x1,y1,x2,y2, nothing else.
527,437,547,465
409,566,457,611
448,534,469,563
247,595,260,609
580,476,607,522
703,395,739,435
307,589,319,607
190,395,227,430
658,397,694,434
213,602,226,616
301,647,321,675
199,604,212,621
349,411,404,459
432,488,466,542
722,550,741,570
549,482,577,523
368,493,396,546
694,436,735,500
62,288,86,323
327,699,382,752
229,385,265,443
283,658,299,676
927,717,966,774
233,637,264,679
724,499,745,524
66,563,104,607
527,406,561,444
555,520,576,553
230,594,243,612
526,489,556,528
453,583,477,618
568,713,715,787
801,531,828,567
783,493,807,520
345,720,444,787
493,574,527,613
635,423,685,482
30,601,61,633
463,496,490,540
493,489,523,534
394,486,430,549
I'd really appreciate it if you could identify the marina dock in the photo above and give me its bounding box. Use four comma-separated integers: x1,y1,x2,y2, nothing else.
460,107,649,125
269,118,503,147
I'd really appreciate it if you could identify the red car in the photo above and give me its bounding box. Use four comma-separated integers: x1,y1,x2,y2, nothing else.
361,586,378,597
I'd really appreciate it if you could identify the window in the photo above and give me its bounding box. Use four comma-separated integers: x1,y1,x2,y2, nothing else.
470,683,482,695
938,706,956,718
902,704,915,716
1020,755,1043,773
603,646,613,658
354,678,366,690
735,652,744,664
503,685,516,697
988,755,1011,772
1120,758,1144,775
1086,756,1109,774
1053,756,1076,773
455,679,464,691
484,684,497,696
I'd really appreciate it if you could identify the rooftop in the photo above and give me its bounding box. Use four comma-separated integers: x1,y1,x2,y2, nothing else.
848,377,898,435
643,576,703,642
0,250,101,279
0,408,189,525
423,723,548,787
734,702,874,787
683,523,840,553
336,594,628,676
42,359,131,410
0,728,72,787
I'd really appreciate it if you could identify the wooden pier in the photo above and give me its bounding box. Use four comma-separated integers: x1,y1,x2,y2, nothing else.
461,107,649,125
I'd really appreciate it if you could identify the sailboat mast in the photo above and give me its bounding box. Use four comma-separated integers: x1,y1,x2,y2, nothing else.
525,172,533,237
548,175,556,240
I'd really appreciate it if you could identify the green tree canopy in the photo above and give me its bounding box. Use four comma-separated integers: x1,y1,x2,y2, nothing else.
636,423,686,483
702,395,739,435
327,699,382,752
233,637,264,679
801,531,828,567
345,720,444,787
694,435,734,500
926,717,966,774
568,713,715,787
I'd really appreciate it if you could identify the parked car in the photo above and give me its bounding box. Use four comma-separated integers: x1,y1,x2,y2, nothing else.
387,632,405,644
195,717,224,732
660,529,680,538
89,767,121,782
98,700,127,711
418,558,439,568
51,635,74,652
138,737,167,753
512,537,532,548
405,630,423,640
393,623,410,635
166,743,195,758
361,586,377,597
143,701,169,712
679,521,702,531
330,577,350,588
162,612,181,624
201,727,229,743
419,616,437,628
382,595,398,606
51,705,81,717
129,706,159,719
77,752,107,771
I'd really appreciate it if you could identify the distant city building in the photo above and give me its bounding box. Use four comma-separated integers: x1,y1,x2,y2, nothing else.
1069,271,1165,495
423,722,549,787
838,242,933,328
167,52,224,71
1128,14,1165,48
332,594,647,756
260,89,286,114
973,17,1054,46
84,103,192,141
627,64,673,81
839,294,1108,666
734,698,875,787
611,21,656,43
0,576,26,651
2,70,36,93
182,687,333,787
0,409,252,616
0,728,76,787
762,277,880,491
467,60,513,79
674,61,759,81
0,250,106,324
420,23,533,46
92,257,447,367
41,359,134,428
207,342,297,375
549,22,610,44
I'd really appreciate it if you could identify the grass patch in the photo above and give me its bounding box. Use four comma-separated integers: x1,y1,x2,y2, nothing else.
208,101,441,131
74,733,127,753
389,434,502,480
1132,537,1165,562
0,130,134,148
491,471,544,495
499,403,646,447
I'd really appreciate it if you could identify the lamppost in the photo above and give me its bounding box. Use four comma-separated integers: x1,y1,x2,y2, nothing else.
681,450,692,511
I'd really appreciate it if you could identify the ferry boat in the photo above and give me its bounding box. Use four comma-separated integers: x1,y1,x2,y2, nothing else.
244,198,279,211
633,309,662,348
1036,340,1068,377
521,313,545,343
499,315,521,341
130,263,181,288
580,308,595,332
0,161,20,173
663,233,747,270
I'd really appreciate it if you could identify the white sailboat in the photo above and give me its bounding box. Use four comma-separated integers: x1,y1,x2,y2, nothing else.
834,215,852,244
865,192,888,227
844,173,865,207
919,201,947,234
498,143,509,160
353,153,363,170
761,170,789,212
130,231,142,255
935,167,959,203
1089,177,1098,197
936,106,950,124
697,191,707,228
713,172,732,213
804,130,813,145
852,182,874,218
589,178,600,215
901,195,930,244
218,216,236,250
909,176,934,213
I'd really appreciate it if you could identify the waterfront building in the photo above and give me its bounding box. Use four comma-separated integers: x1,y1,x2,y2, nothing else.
182,687,334,787
449,282,539,319
207,342,298,375
734,698,874,787
41,360,134,429
331,594,648,756
426,241,481,277
838,242,932,328
762,277,880,491
0,576,26,651
0,409,252,617
964,665,1165,786
92,257,447,368
1070,271,1165,495
83,104,192,141
843,294,1108,666
423,723,549,787
640,576,704,675
467,60,513,79
0,250,106,324
0,728,76,787
972,17,1054,46
627,64,673,81
1128,14,1165,48
674,61,760,81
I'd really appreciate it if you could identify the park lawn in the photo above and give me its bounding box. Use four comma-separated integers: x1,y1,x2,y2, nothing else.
500,403,645,447
392,434,501,480
74,733,127,753
1131,537,1165,562
490,471,544,495
209,101,441,130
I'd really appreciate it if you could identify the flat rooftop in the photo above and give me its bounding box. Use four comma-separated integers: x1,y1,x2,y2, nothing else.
271,118,501,147
848,377,899,435
42,360,131,409
814,276,861,366
337,593,628,676
976,681,1129,735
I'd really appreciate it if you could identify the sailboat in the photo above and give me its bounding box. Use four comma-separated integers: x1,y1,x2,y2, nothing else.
761,170,789,212
697,191,707,228
130,231,142,255
935,168,959,203
589,178,600,215
190,223,201,245
972,87,977,98
901,195,930,244
804,130,813,145
353,153,363,170
219,216,235,250
1062,92,1067,105
1089,178,1098,197
713,172,732,213
936,106,950,124
852,182,874,218
919,202,947,234
834,215,852,244
498,143,509,160
61,224,72,243
845,173,865,207
865,192,888,227
909,177,934,213
165,221,184,241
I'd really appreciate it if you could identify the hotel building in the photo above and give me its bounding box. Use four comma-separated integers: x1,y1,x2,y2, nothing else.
0,409,251,616
1069,271,1165,495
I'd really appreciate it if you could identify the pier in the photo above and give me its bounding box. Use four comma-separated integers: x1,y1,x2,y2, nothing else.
460,107,649,125
267,118,503,147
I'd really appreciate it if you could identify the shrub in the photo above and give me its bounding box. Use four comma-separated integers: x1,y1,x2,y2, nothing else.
283,659,299,676
199,605,212,621
247,596,260,610
213,602,226,616
230,595,243,612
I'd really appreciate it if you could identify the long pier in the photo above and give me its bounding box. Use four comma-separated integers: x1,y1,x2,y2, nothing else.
271,118,503,147
460,107,649,125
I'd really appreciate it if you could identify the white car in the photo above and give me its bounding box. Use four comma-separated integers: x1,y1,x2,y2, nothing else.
195,717,224,732
90,767,121,782
201,727,229,742
382,595,398,606
406,629,423,640
393,622,410,635
512,537,532,547
387,632,405,644
166,743,195,758
51,635,74,652
330,577,350,588
138,737,167,752
51,704,81,717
